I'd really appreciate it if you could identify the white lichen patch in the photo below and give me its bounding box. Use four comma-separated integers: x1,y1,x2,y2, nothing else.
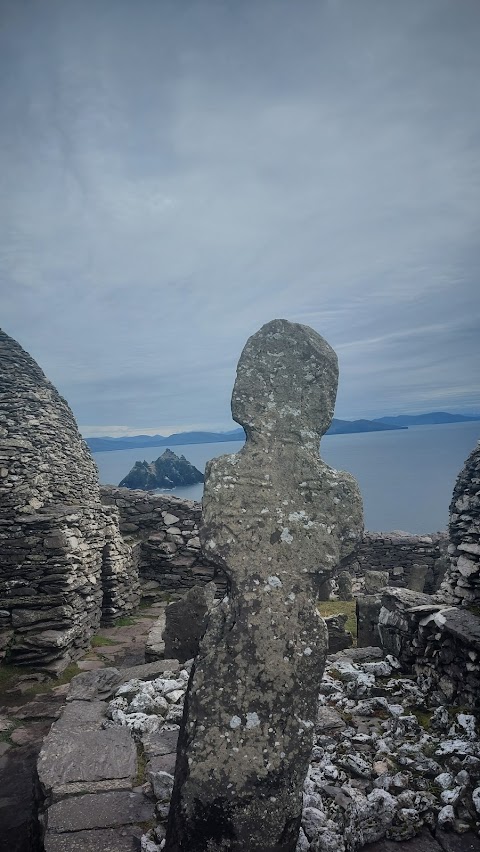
267,575,283,588
246,712,261,729
280,527,293,544
229,715,242,730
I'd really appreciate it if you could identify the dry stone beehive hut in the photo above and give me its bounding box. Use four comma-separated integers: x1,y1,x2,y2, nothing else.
0,329,139,670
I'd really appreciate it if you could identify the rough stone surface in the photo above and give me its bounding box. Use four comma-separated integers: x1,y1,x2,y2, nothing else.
340,531,448,595
356,595,382,648
378,587,480,708
47,791,154,832
43,827,140,852
165,319,363,852
324,614,353,653
163,582,217,662
439,441,480,606
0,329,140,668
100,486,227,598
145,611,167,661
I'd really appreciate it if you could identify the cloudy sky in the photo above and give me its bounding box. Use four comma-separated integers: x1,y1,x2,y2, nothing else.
1,0,479,437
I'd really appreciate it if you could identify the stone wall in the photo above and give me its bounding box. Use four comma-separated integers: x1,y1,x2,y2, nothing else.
0,330,111,670
438,441,480,607
0,330,151,666
378,587,480,708
340,530,448,594
99,487,226,598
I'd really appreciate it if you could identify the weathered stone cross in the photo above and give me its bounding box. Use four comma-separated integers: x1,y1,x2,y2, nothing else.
166,319,363,851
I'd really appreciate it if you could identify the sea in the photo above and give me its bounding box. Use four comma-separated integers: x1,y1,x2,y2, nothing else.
92,421,480,535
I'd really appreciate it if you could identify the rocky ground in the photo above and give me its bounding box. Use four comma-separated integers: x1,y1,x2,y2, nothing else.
103,645,480,852
0,603,165,852
2,607,480,852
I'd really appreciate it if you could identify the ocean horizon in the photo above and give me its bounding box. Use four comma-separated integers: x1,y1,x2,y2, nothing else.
93,421,480,536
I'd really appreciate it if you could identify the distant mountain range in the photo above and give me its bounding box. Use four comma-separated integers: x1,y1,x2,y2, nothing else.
374,412,480,427
85,411,479,453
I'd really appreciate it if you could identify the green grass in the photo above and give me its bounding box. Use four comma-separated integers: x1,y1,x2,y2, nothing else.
134,743,148,786
317,599,357,639
412,708,433,730
113,616,138,627
0,661,81,700
90,635,119,647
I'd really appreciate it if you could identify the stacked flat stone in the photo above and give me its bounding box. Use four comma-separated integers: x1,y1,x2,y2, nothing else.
378,588,480,708
101,506,142,625
439,441,480,606
0,329,139,668
100,487,226,597
340,530,448,594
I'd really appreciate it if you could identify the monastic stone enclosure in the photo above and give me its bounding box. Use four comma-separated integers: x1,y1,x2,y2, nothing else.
439,440,480,606
0,330,139,668
166,320,363,852
377,440,480,709
340,530,448,594
100,487,225,599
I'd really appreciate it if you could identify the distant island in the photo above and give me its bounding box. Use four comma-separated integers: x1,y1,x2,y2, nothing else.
87,417,405,453
86,411,480,454
119,449,204,490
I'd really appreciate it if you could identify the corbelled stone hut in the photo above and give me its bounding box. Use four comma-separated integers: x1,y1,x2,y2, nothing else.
0,329,139,670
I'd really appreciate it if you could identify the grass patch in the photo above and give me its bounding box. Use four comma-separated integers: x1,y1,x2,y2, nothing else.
467,605,480,618
90,635,119,648
113,616,138,627
134,743,148,786
317,600,357,639
412,708,433,730
0,719,22,744
0,663,37,692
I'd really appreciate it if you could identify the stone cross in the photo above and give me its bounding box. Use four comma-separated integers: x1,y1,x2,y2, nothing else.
165,319,363,852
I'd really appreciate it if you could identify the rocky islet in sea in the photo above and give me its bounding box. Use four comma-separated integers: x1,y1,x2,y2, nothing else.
119,449,205,490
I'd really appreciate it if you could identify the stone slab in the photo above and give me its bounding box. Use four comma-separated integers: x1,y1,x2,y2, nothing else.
67,669,121,702
54,700,107,730
329,646,383,663
12,697,63,720
147,753,177,775
44,827,140,852
442,608,480,650
38,727,136,792
315,706,346,732
362,829,442,851
120,659,181,681
142,728,179,759
47,791,154,832
435,830,480,852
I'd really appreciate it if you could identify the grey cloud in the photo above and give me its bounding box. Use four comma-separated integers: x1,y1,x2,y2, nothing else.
1,0,479,434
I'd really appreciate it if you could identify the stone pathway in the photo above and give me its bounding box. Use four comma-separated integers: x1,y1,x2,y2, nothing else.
0,603,165,852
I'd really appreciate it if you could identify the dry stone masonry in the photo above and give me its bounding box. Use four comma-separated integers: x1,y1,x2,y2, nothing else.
100,486,226,598
340,531,448,596
377,440,480,712
165,319,363,852
439,440,480,606
0,330,106,669
0,330,142,668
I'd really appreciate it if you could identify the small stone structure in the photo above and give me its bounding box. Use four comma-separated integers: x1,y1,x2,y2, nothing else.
378,588,480,708
376,440,480,710
166,320,363,852
100,487,225,599
340,530,448,594
439,441,480,606
0,329,141,669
